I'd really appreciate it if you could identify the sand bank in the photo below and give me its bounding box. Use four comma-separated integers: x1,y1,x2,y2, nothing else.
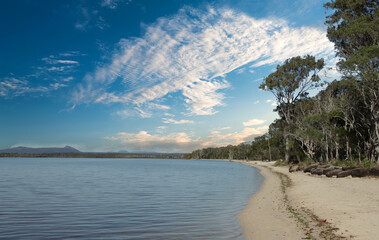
238,161,379,240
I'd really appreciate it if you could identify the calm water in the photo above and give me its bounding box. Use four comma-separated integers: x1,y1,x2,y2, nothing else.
0,158,262,240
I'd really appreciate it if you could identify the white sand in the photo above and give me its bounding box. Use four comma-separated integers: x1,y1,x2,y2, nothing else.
238,162,303,239
238,161,379,240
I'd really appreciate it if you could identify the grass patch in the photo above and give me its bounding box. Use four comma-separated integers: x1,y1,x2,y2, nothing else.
330,159,377,168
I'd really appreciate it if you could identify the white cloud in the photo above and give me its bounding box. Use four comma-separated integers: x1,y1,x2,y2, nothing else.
59,51,82,57
105,125,269,153
105,131,198,153
42,55,80,66
135,108,152,118
113,102,170,119
221,126,231,130
148,103,170,110
243,118,266,126
73,7,336,116
62,76,74,82
205,126,269,146
46,66,75,72
163,118,194,124
253,100,260,104
56,60,79,65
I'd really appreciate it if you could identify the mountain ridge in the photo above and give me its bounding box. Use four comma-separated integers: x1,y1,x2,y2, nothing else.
0,146,81,154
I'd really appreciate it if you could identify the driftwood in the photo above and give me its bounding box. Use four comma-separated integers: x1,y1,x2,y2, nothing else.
289,164,379,178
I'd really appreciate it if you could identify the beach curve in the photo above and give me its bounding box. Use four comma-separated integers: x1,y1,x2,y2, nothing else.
238,161,379,240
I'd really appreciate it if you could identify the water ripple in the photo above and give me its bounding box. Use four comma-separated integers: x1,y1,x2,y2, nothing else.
0,158,262,240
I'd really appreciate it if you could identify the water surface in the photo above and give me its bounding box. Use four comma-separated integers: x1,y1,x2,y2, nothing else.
0,158,262,239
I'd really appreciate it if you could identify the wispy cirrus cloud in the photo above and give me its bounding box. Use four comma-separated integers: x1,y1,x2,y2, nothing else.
0,77,67,98
42,57,79,65
163,118,194,124
73,6,335,116
0,51,82,98
105,125,269,153
114,102,171,119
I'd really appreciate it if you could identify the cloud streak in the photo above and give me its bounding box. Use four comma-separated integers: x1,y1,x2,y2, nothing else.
0,77,67,98
73,7,335,116
105,125,269,153
163,118,194,124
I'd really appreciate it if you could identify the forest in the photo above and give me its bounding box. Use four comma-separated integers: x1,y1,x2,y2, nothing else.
190,0,378,165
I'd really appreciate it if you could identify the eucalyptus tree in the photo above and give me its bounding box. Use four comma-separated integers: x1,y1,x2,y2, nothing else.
259,55,325,162
325,0,378,162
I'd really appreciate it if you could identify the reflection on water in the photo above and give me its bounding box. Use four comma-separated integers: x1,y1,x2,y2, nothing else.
0,158,262,239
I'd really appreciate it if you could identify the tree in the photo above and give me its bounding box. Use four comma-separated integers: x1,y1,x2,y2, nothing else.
259,55,324,162
325,0,379,162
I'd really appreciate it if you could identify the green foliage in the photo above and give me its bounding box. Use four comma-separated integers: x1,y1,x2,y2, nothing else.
259,55,325,162
330,158,377,168
259,55,324,115
325,0,378,60
325,0,378,162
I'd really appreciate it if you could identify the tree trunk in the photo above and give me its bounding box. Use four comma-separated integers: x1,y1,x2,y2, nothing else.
335,141,339,161
324,142,329,162
285,135,290,162
268,139,272,162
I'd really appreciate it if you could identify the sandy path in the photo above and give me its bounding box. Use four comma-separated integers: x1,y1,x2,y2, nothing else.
238,161,379,240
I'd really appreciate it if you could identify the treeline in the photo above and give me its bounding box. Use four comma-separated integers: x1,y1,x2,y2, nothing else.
191,0,378,164
0,152,190,159
190,133,284,160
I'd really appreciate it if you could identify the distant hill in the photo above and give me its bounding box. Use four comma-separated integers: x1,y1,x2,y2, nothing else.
117,150,129,153
0,145,81,154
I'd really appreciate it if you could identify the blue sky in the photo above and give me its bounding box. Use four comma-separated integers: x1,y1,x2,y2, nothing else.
0,0,339,153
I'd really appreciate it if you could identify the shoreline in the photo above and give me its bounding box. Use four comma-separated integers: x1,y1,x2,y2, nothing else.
237,161,379,240
237,161,303,239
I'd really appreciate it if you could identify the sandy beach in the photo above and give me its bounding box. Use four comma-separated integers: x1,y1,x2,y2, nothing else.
238,161,379,240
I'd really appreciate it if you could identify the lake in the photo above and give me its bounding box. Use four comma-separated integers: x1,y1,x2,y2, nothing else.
0,158,262,239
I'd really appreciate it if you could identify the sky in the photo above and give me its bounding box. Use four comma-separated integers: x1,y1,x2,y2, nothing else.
0,0,339,153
